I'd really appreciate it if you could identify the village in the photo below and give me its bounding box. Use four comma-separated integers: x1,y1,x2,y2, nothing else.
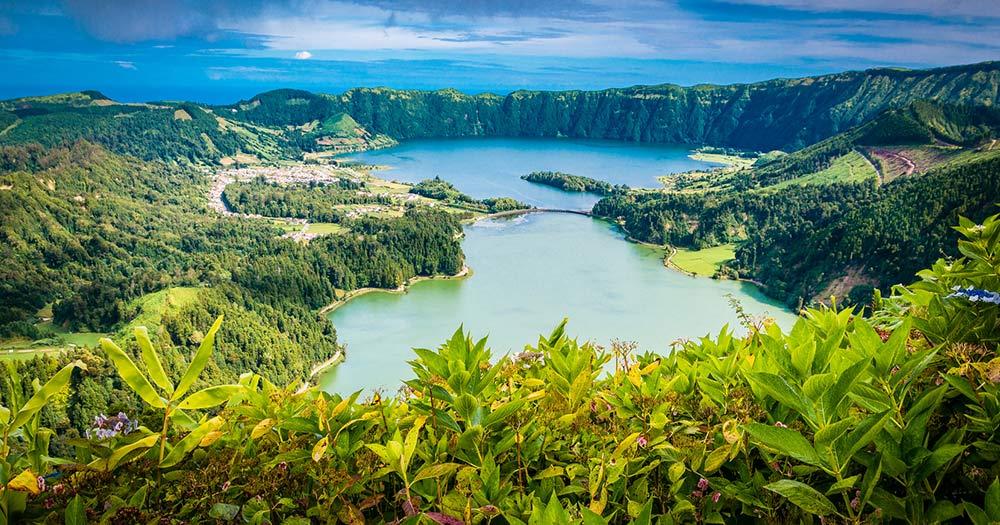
207,161,448,242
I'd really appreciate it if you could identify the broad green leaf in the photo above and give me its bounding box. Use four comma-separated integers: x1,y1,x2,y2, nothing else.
826,475,859,494
703,445,730,473
746,423,823,467
100,433,159,471
821,359,867,421
209,503,240,520
411,462,462,484
534,466,565,480
402,416,427,473
765,479,837,516
160,417,224,468
10,360,84,430
65,495,87,525
177,385,244,410
748,372,811,420
914,443,966,483
483,399,525,429
986,478,1000,520
101,338,166,409
173,315,224,401
580,508,609,525
135,326,172,395
630,499,653,525
841,410,891,463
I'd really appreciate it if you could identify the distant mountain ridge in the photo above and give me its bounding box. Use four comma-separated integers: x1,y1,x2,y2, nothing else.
224,61,1000,151
2,61,998,164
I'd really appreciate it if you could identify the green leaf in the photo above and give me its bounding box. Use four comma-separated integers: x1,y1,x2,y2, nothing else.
630,499,653,525
177,385,244,410
746,423,823,467
173,315,224,402
914,443,966,483
160,417,223,468
748,372,811,420
765,479,838,516
841,410,891,463
209,503,240,520
101,433,159,471
826,475,859,495
10,360,84,430
482,399,525,429
821,359,867,421
411,462,462,484
135,326,173,396
65,495,87,525
580,508,609,525
101,338,166,409
986,478,1000,520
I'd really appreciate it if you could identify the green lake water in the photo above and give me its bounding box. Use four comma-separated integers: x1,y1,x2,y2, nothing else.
321,212,795,395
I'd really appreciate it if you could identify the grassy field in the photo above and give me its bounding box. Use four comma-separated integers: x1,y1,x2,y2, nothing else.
304,222,346,235
669,244,736,276
0,322,107,359
767,151,877,190
0,286,203,359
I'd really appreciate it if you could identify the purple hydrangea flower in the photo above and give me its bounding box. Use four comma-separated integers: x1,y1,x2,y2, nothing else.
87,412,137,440
947,286,1000,305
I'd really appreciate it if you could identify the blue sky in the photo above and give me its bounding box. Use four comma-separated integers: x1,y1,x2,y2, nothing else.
0,0,997,103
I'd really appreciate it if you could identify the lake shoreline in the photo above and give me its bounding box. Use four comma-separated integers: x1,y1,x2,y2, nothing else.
318,264,472,316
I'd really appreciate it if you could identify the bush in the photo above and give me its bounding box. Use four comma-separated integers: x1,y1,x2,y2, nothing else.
5,214,1000,523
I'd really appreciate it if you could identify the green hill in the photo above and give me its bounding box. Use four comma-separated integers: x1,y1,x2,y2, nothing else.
593,100,1000,307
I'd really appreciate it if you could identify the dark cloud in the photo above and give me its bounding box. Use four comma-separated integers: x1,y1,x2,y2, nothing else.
60,0,287,42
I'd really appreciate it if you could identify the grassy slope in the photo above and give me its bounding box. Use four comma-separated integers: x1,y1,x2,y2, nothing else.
121,286,202,334
766,151,878,190
670,244,736,276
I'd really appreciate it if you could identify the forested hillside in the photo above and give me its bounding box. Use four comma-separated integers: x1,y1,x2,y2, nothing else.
594,100,1000,307
223,62,1000,151
5,213,1000,523
0,138,466,438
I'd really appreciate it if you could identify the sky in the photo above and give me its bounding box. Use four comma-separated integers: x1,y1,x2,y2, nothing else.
0,0,997,103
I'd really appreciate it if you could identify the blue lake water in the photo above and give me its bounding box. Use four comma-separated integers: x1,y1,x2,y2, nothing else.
344,137,719,209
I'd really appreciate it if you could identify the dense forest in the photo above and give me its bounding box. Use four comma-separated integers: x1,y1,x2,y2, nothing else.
521,171,626,195
594,100,1000,307
222,178,388,222
0,139,465,440
409,177,530,213
220,62,1000,151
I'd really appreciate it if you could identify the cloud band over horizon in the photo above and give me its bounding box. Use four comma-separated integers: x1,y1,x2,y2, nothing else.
0,0,997,102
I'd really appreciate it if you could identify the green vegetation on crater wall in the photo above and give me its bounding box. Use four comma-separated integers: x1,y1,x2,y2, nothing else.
221,62,1000,151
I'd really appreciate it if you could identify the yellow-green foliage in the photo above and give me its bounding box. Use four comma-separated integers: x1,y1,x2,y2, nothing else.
6,214,1000,523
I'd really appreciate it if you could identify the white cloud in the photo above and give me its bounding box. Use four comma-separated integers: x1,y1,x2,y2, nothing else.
294,50,313,59
114,60,137,70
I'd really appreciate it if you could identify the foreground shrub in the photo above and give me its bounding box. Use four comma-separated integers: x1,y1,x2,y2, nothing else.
3,214,1000,523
